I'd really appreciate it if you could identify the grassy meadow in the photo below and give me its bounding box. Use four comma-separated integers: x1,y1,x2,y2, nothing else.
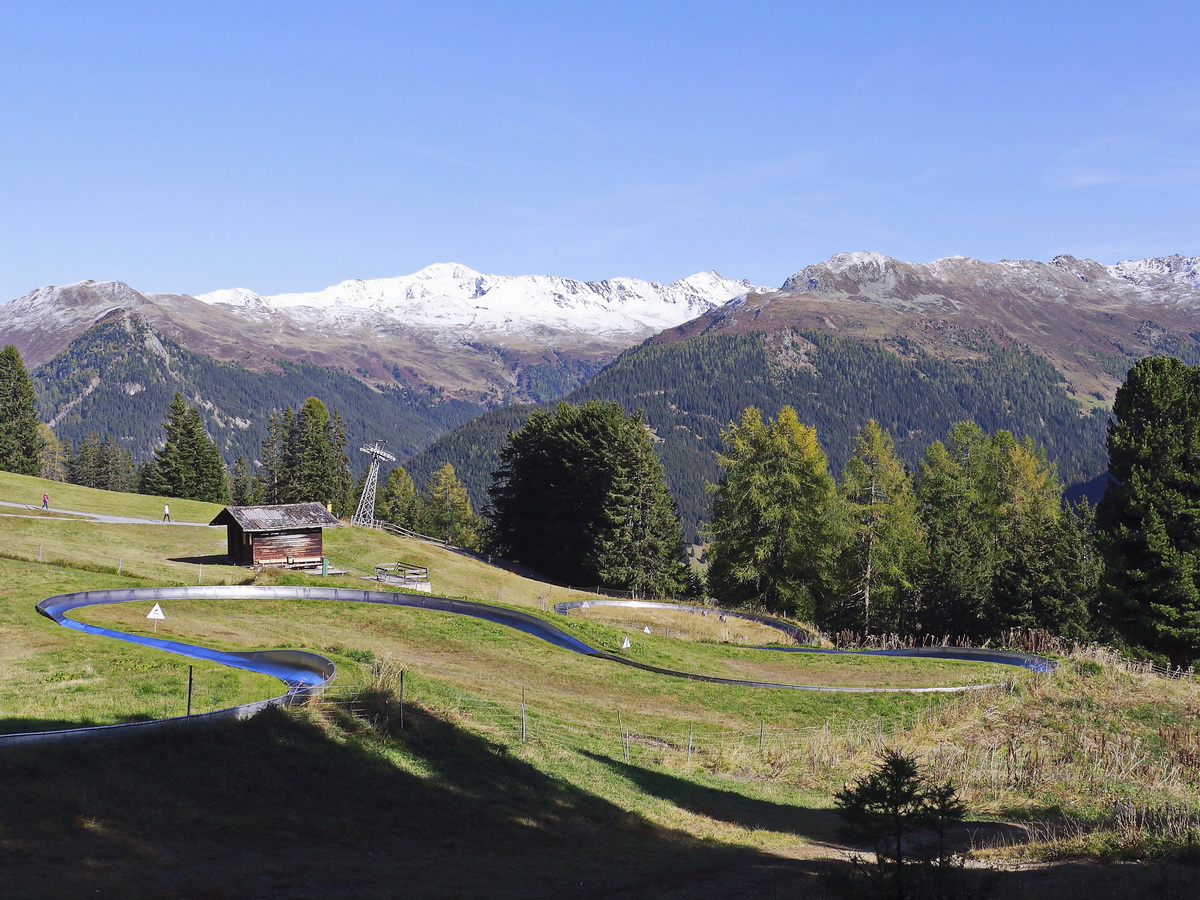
2,471,1200,897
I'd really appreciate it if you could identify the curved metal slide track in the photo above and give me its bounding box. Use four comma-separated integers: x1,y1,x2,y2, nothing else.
9,586,1055,744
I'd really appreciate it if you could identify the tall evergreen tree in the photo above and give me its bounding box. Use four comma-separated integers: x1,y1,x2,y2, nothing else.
706,406,845,620
259,407,295,504
917,423,1000,636
289,398,353,514
141,393,228,502
488,400,688,592
0,345,40,476
593,412,690,597
1097,356,1200,668
229,455,264,506
70,433,106,489
102,441,136,494
837,420,924,634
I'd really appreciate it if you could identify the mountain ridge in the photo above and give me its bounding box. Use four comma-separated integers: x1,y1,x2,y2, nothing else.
0,266,762,403
660,251,1200,403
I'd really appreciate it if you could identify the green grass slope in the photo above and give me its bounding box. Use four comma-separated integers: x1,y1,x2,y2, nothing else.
2,477,1199,897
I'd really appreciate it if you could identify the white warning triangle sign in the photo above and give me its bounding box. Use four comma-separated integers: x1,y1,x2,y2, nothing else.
643,625,651,634
146,603,166,620
621,635,631,650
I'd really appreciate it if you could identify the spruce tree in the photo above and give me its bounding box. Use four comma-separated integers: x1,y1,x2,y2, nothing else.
593,411,689,597
260,407,295,504
71,433,106,489
142,393,228,502
706,406,845,620
488,400,688,591
0,345,41,476
289,398,352,513
103,440,136,494
917,423,998,636
1097,356,1200,668
230,455,264,506
918,422,1087,640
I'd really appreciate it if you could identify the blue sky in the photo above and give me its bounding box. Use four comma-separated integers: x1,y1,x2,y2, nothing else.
2,1,1197,300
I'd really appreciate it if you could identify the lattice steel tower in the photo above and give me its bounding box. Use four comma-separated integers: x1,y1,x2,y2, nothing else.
351,440,396,527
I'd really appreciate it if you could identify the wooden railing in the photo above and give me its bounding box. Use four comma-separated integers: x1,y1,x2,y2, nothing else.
374,520,451,548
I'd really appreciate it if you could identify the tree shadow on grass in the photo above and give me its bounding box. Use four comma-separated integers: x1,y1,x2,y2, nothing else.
168,554,232,566
583,748,842,842
0,717,127,735
3,704,1200,899
0,702,776,900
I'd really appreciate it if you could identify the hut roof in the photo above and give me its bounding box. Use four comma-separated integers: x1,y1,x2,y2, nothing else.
209,503,340,532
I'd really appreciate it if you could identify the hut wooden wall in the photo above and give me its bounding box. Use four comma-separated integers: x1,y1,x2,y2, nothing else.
250,529,324,566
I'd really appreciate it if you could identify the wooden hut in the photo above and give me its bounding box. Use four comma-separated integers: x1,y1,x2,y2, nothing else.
210,503,340,568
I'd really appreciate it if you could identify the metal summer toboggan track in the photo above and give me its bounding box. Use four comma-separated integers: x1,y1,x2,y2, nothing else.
5,586,1056,745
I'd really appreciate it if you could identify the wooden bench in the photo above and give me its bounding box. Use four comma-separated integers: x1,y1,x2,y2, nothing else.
374,562,430,583
261,555,324,570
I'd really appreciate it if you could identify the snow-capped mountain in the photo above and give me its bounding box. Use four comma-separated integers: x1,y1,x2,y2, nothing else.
196,264,764,341
6,253,1200,408
0,265,765,404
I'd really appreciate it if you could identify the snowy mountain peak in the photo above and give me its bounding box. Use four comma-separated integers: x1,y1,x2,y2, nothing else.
822,251,895,274
195,264,763,340
1108,255,1200,289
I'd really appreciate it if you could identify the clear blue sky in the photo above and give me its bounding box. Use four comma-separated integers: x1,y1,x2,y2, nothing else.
2,1,1197,301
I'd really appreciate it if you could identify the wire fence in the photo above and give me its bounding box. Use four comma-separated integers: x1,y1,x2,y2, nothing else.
321,675,1021,768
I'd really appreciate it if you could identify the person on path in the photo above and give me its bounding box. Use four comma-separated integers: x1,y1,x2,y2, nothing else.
163,504,171,523
41,493,48,510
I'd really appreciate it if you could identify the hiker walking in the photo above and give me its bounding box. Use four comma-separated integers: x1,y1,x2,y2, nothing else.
41,493,48,510
163,504,171,523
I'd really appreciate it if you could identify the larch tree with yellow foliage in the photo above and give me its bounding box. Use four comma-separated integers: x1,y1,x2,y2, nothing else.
705,406,846,620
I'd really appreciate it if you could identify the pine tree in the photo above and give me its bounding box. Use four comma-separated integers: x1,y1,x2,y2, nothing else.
706,406,845,620
103,440,136,493
0,345,41,476
260,408,295,504
838,420,923,634
1097,356,1200,668
917,423,999,636
918,422,1087,640
70,433,106,489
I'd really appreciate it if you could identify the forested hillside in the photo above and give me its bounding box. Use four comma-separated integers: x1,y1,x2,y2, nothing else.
34,310,484,473
408,329,1109,540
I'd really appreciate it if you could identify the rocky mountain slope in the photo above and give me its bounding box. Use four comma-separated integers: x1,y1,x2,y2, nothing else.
662,252,1200,404
0,267,762,404
33,309,484,469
